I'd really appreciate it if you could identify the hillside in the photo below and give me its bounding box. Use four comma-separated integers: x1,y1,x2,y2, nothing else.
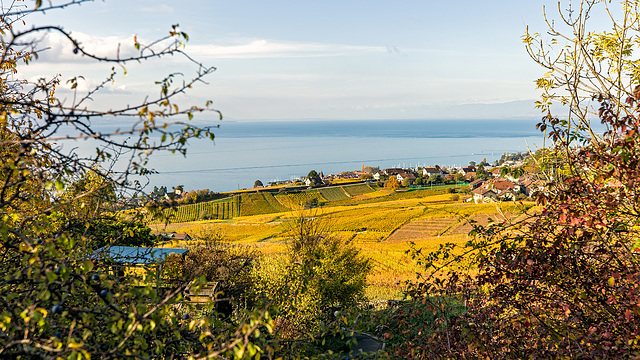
148,186,533,299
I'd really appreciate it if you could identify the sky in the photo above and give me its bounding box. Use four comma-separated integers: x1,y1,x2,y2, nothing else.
14,0,580,122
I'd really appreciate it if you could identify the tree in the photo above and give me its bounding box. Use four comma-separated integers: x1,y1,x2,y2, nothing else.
0,2,271,359
254,179,264,188
474,164,489,180
427,174,442,184
250,212,370,339
401,177,413,187
390,1,640,358
385,176,400,191
307,170,318,179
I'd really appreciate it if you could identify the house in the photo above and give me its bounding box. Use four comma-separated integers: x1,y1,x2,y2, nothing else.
472,187,498,203
383,168,406,176
458,165,476,175
464,172,477,181
468,178,485,190
396,171,416,183
491,179,516,193
422,166,442,177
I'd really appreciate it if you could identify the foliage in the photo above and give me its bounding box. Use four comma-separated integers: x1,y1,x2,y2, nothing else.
253,180,264,188
0,1,276,358
385,177,400,191
250,212,371,340
427,174,443,184
401,177,413,187
71,217,158,250
474,164,489,181
397,2,640,358
163,232,258,310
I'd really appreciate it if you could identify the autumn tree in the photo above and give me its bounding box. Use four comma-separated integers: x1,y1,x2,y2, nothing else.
0,1,272,359
385,176,400,191
387,1,640,358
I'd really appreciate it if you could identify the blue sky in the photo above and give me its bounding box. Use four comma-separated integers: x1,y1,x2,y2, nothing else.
21,1,589,121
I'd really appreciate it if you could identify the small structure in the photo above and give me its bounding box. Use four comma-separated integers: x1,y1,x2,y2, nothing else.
161,232,191,242
93,246,190,288
93,246,189,265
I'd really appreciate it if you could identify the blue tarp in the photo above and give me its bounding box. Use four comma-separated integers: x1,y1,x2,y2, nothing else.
93,246,189,264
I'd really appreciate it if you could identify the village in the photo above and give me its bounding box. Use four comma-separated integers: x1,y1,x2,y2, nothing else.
137,151,547,207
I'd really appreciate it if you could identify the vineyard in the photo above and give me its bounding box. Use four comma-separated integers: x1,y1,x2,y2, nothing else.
262,192,291,212
146,197,241,224
238,192,288,217
385,217,459,242
318,186,350,201
148,187,535,300
143,184,468,226
342,183,375,197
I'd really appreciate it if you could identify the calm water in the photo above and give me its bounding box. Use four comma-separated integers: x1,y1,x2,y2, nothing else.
141,119,547,192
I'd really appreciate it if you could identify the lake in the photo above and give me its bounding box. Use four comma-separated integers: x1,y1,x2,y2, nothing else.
142,118,547,192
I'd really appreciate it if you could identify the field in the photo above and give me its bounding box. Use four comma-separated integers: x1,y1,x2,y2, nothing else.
147,185,534,300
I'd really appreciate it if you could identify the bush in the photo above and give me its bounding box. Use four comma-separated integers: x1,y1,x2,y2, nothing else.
250,213,371,339
163,232,257,308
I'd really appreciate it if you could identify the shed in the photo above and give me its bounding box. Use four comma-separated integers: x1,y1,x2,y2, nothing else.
93,246,189,265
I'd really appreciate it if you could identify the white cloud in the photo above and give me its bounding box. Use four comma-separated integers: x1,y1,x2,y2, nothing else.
188,39,389,59
22,30,188,64
139,4,174,13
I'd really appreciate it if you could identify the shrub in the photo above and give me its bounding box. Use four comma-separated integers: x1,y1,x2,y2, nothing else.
250,213,371,339
163,232,258,308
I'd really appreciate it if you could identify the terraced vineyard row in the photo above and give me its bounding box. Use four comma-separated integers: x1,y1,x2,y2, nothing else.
385,217,459,242
318,187,350,201
343,183,375,197
240,193,278,216
262,192,291,212
147,197,240,224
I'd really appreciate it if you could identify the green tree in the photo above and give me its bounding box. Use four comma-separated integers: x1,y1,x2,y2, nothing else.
427,174,443,184
254,179,264,188
474,164,489,180
250,212,370,339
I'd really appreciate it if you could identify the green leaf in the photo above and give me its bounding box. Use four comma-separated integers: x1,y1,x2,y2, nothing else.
55,180,65,191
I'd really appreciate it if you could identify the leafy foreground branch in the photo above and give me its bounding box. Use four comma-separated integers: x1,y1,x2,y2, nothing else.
388,103,640,359
0,1,281,359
